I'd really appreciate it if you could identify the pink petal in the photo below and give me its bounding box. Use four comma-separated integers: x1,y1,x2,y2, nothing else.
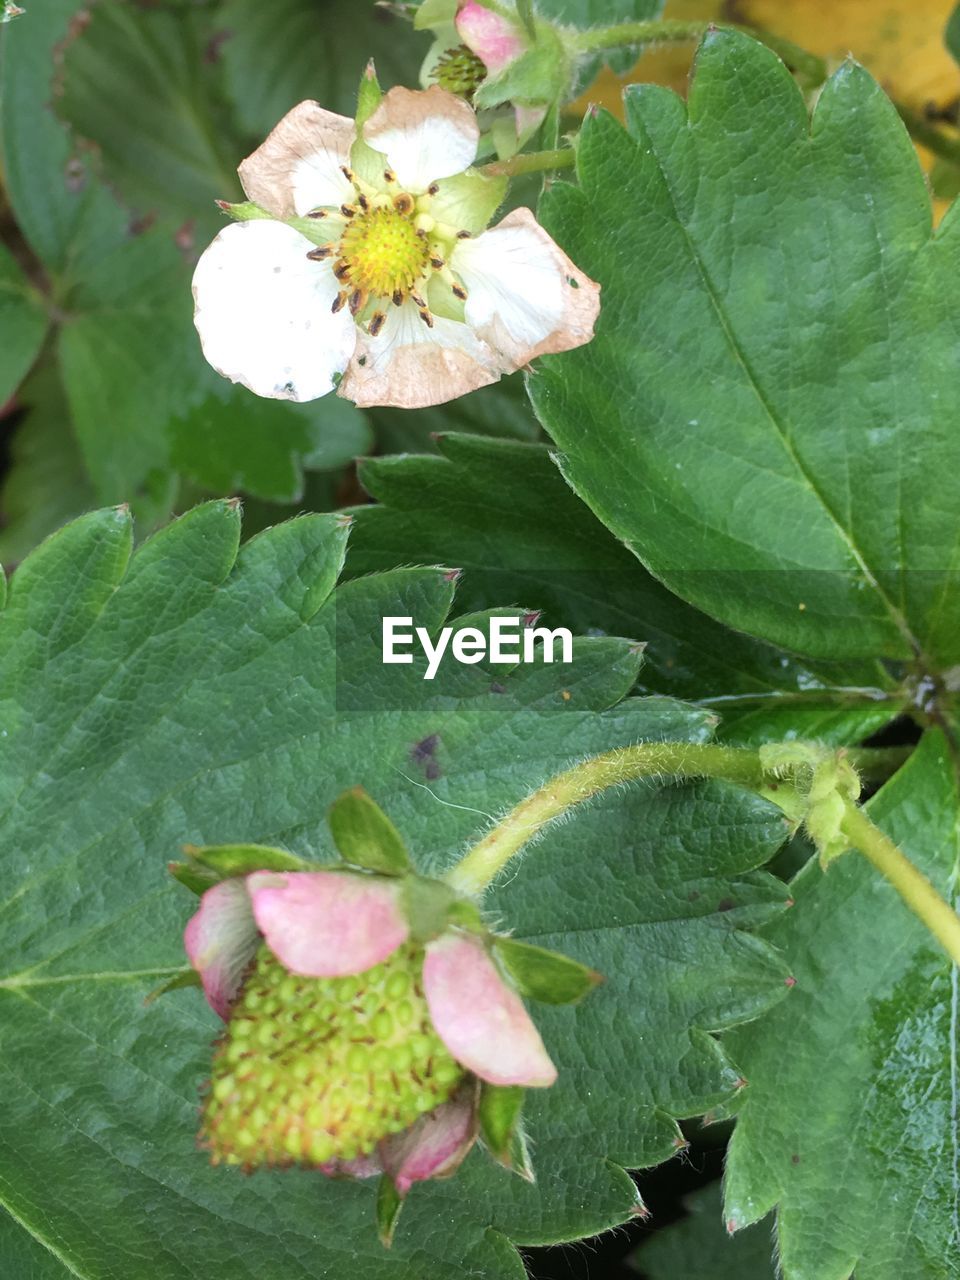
423,933,557,1087
379,1084,478,1195
456,1,525,73
183,878,260,1019
247,870,409,977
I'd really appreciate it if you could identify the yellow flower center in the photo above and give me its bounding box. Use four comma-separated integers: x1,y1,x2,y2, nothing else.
338,204,430,300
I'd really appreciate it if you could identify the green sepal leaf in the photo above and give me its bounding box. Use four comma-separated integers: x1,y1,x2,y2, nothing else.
516,0,536,40
357,59,383,128
376,1175,404,1247
328,786,413,875
473,31,570,111
144,969,203,1005
180,842,312,880
166,859,219,896
216,199,273,221
493,936,603,1004
946,3,960,66
403,875,458,942
414,0,456,30
478,1083,524,1164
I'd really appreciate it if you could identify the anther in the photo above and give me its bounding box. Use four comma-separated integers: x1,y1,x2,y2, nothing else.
410,290,427,309
383,169,397,183
358,193,369,211
305,246,332,260
349,289,368,316
456,229,472,239
430,256,444,270
341,204,357,219
392,192,415,217
369,311,387,337
418,309,435,328
427,182,440,196
332,292,347,314
452,284,468,301
334,262,352,281
340,166,356,183
306,208,327,219
392,289,404,307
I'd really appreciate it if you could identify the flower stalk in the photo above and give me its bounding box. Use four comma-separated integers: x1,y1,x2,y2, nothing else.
481,146,576,177
446,740,960,969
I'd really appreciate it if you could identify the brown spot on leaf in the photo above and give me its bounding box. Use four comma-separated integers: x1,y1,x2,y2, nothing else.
411,733,441,781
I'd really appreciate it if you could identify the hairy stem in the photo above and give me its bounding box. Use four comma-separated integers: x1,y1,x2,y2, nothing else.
481,147,577,177
445,742,765,895
569,20,827,88
446,740,960,969
840,801,960,968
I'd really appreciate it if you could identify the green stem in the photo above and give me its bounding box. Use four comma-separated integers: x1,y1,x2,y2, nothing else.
840,801,960,968
446,740,960,970
568,20,827,88
481,147,577,178
445,742,765,896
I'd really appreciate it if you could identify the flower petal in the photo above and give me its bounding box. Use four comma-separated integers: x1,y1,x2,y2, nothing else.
183,878,259,1020
192,220,356,402
339,301,498,409
247,870,410,977
450,207,600,370
319,1153,383,1180
423,933,557,1087
456,0,525,73
379,1082,478,1195
238,100,356,217
363,85,479,192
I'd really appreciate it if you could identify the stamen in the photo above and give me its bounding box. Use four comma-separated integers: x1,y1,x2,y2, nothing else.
334,262,352,282
341,204,358,219
418,308,435,328
430,256,444,270
306,208,327,219
369,311,387,337
452,284,468,301
410,290,427,309
306,246,332,260
456,229,472,239
392,289,404,307
358,193,369,211
427,182,440,197
393,193,415,217
332,292,348,314
340,165,356,184
383,169,397,183
349,289,368,317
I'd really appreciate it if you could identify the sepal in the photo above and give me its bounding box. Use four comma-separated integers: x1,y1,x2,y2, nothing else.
215,199,272,221
144,969,203,1005
376,1176,404,1248
180,842,311,880
357,59,384,128
493,936,602,1004
328,786,412,875
403,874,458,941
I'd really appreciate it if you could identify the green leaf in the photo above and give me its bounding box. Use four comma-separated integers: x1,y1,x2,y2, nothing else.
0,502,791,1274
946,3,960,66
347,433,904,724
0,241,47,404
724,730,960,1279
532,31,960,668
56,3,244,235
219,0,425,140
633,1183,775,1279
328,786,413,874
0,364,96,566
493,936,601,1003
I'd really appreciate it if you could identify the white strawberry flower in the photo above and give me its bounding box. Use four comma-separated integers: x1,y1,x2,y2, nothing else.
192,82,600,409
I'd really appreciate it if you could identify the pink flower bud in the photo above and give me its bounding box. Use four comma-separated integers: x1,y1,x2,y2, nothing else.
456,0,526,74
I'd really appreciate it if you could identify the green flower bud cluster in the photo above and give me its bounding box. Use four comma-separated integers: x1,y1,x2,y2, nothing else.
202,941,464,1169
